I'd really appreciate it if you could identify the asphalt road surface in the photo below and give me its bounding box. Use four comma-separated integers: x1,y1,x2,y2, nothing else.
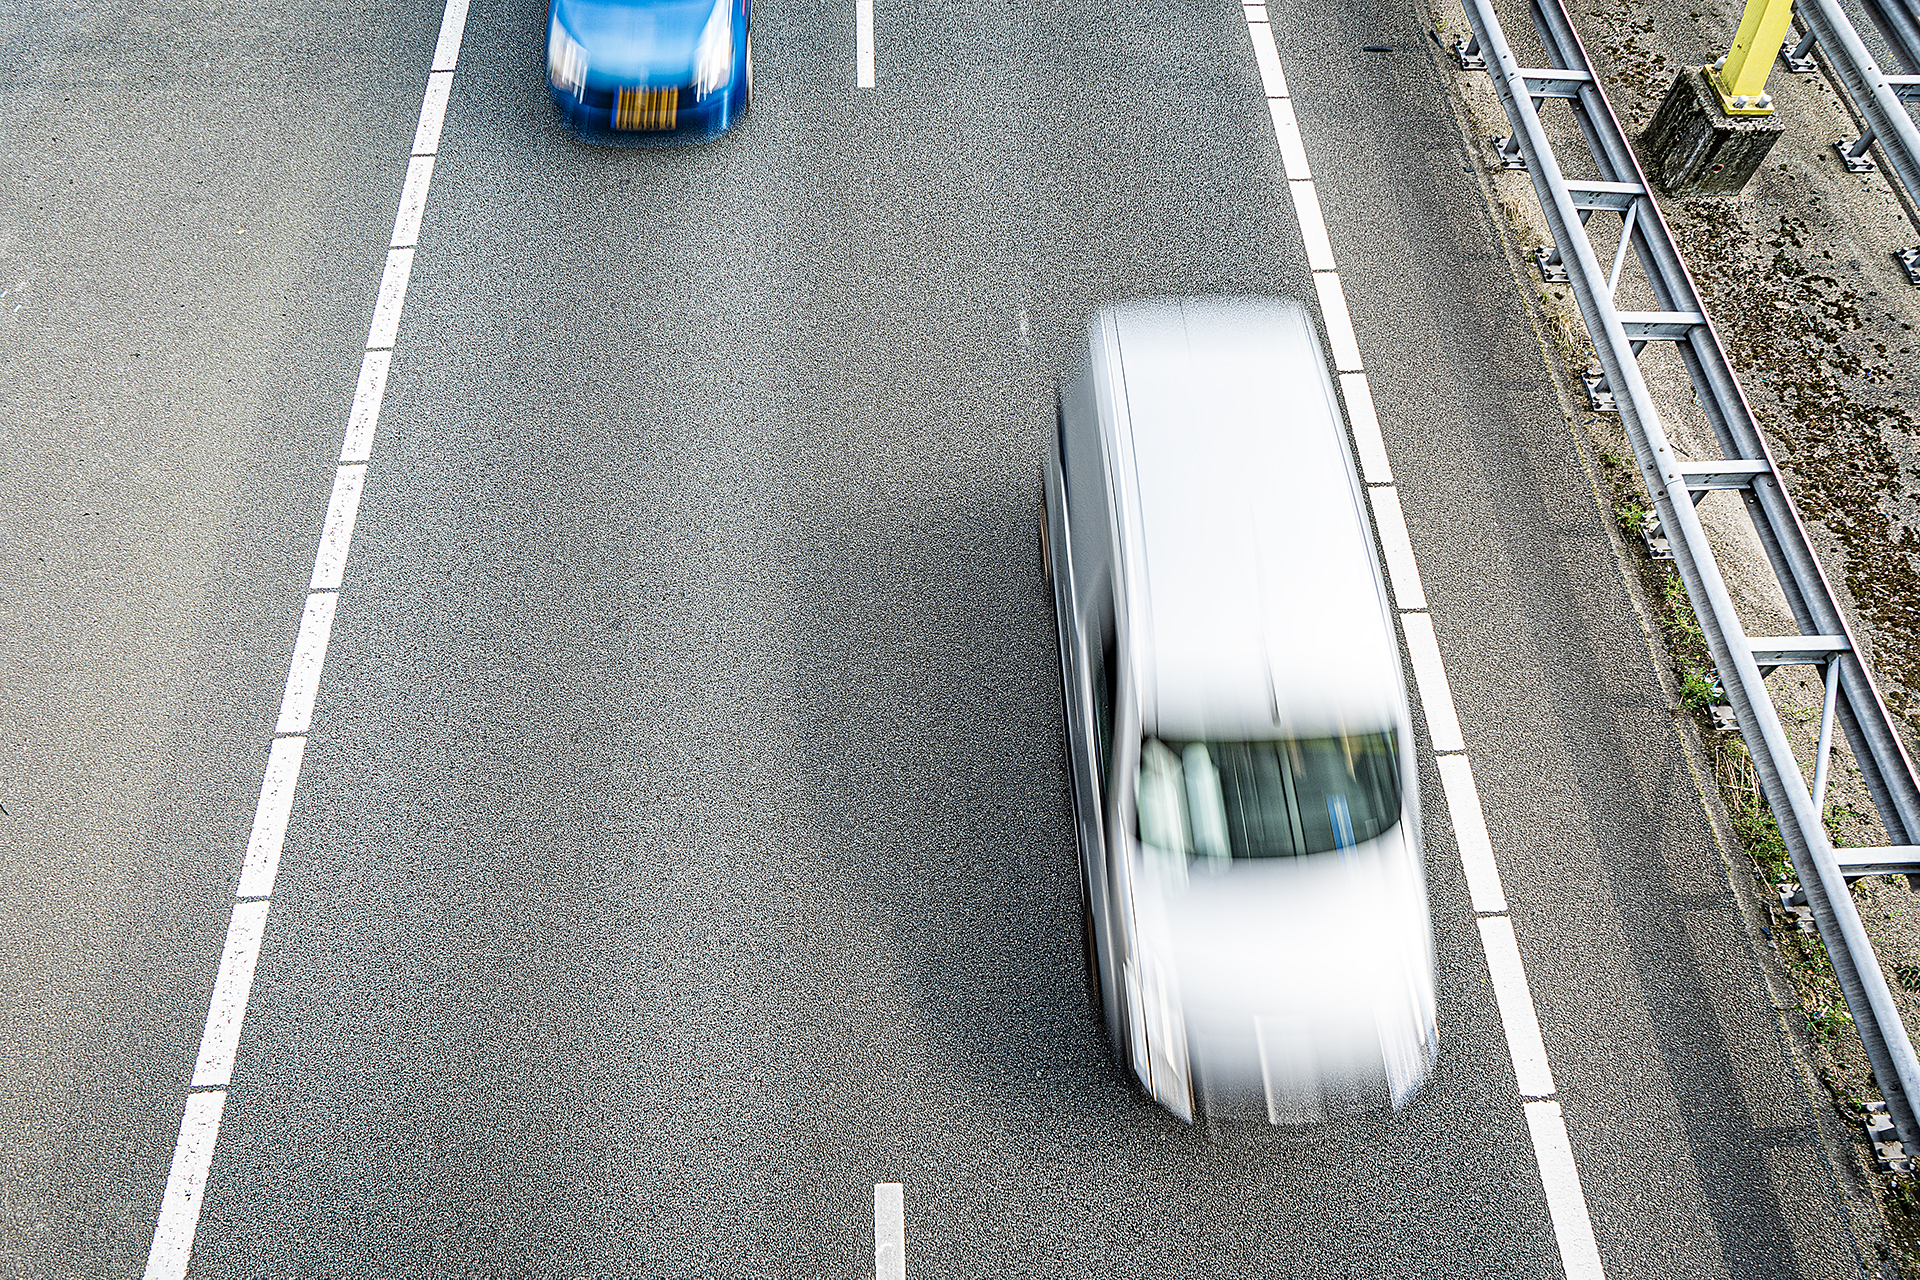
0,0,1886,1275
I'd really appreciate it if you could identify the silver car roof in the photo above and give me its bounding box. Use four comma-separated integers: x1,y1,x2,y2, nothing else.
1098,296,1404,741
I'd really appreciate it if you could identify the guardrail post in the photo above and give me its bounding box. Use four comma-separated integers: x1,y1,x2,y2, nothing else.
1639,0,1793,193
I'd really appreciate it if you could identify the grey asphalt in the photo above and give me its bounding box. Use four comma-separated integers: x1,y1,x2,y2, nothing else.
0,0,1887,1274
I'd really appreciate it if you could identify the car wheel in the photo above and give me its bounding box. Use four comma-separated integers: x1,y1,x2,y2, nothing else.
743,32,753,114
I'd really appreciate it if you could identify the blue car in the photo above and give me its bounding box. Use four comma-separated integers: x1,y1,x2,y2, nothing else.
546,0,751,145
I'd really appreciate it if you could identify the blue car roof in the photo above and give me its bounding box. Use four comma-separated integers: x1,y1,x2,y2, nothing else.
554,0,721,84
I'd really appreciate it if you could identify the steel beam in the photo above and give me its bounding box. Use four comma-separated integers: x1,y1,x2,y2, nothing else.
1836,846,1920,877
1675,459,1771,488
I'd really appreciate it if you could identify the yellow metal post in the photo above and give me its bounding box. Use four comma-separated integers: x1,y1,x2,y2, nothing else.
1712,0,1795,115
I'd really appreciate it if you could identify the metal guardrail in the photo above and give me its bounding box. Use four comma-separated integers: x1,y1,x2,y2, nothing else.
1863,0,1920,68
1455,0,1920,1163
1788,0,1920,280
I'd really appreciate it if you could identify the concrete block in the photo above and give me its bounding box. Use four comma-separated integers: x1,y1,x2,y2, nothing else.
1639,66,1786,195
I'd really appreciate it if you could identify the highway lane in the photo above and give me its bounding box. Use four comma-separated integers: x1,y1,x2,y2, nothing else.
0,0,1887,1274
0,0,453,1271
1277,5,1873,1275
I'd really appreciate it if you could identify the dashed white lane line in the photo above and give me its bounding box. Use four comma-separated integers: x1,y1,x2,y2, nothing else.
391,156,437,248
1310,271,1363,373
1338,371,1392,483
366,248,417,351
189,903,273,1089
1239,14,1606,1279
1266,98,1312,179
856,0,876,87
1289,178,1337,271
310,463,368,590
141,2,469,1275
235,737,306,901
1436,754,1507,914
1526,1101,1607,1280
874,1183,905,1280
1246,15,1288,96
1368,484,1426,611
1399,612,1465,754
1479,915,1558,1098
276,591,338,736
143,1091,226,1280
341,351,392,463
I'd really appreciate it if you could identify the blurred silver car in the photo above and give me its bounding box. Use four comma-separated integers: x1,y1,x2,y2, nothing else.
1041,296,1437,1124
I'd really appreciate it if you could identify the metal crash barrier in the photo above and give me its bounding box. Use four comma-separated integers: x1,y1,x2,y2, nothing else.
1456,0,1920,1164
1787,0,1920,281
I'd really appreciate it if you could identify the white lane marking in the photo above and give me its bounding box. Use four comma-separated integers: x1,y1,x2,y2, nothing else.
1437,754,1508,913
874,1183,904,1280
1311,271,1363,372
1266,97,1312,180
1399,611,1465,752
340,350,392,463
1289,178,1337,271
1239,16,1606,1275
414,71,456,155
235,737,307,900
390,156,437,248
190,902,273,1088
1479,915,1556,1098
430,0,472,71
1524,1101,1608,1279
856,0,876,87
1368,484,1426,610
1338,372,1392,484
1246,21,1288,98
141,1091,227,1280
275,592,339,736
144,6,472,1273
366,248,417,351
310,464,369,591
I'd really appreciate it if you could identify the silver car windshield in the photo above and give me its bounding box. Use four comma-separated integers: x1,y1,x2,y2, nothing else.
1136,732,1401,859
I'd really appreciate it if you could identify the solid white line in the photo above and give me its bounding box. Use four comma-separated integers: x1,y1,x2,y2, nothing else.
1524,1101,1608,1279
310,464,369,591
414,72,456,155
1437,754,1508,913
1311,270,1363,372
1399,612,1465,752
275,592,339,736
1369,485,1427,610
366,248,417,351
1289,178,1337,271
190,902,272,1088
390,155,437,248
141,1090,227,1280
1479,915,1557,1097
1266,97,1312,180
340,350,392,464
1338,372,1392,484
856,0,876,87
874,1183,904,1280
430,0,472,71
1246,21,1288,98
235,738,307,899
